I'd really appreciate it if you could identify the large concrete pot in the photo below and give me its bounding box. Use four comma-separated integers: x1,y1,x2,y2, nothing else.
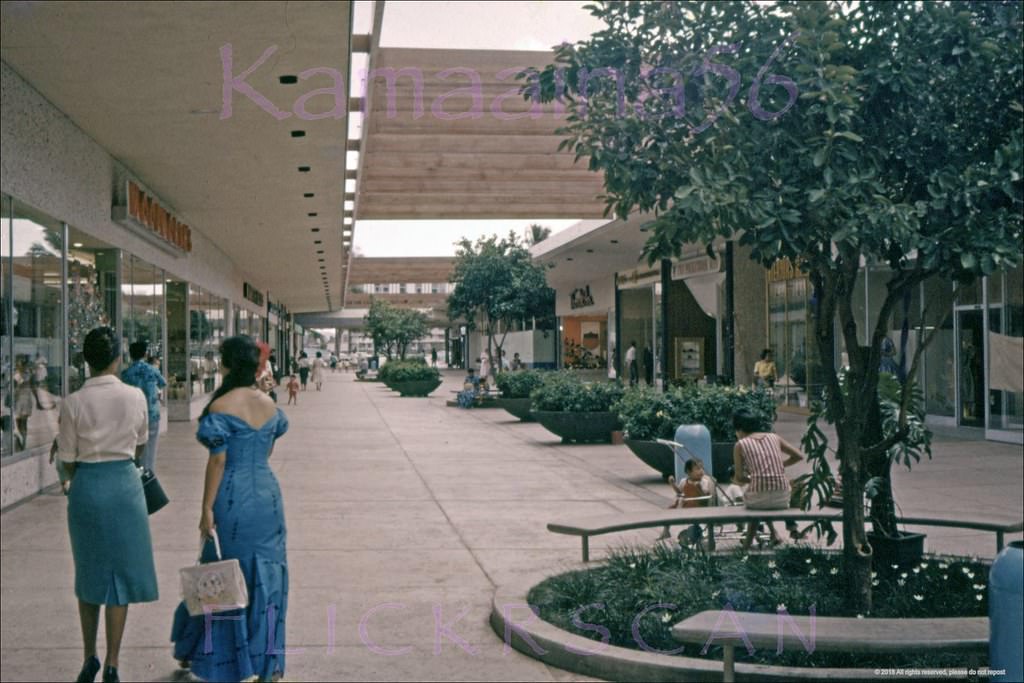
531,410,621,444
495,397,534,421
388,378,442,397
623,438,674,480
868,530,926,567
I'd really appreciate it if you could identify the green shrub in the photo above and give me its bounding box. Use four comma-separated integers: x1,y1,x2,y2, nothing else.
530,371,624,412
612,386,677,441
670,384,776,442
612,384,775,442
379,360,439,384
495,369,547,399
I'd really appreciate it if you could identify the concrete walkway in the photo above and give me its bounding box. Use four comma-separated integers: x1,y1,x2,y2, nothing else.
2,371,1021,681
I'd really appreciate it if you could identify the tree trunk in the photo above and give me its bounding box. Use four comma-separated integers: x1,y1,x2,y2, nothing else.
838,427,874,614
865,400,899,537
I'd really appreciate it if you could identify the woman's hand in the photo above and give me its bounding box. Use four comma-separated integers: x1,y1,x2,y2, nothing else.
199,507,216,538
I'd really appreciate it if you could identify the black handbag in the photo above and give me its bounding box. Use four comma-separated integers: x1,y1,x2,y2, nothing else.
140,467,169,515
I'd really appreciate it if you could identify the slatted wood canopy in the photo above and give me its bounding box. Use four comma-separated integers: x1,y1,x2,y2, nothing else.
354,47,608,221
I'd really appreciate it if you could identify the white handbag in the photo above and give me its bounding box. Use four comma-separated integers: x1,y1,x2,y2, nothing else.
179,529,249,617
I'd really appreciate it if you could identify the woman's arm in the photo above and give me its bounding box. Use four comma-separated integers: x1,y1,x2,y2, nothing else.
199,453,226,537
733,444,750,485
778,436,804,467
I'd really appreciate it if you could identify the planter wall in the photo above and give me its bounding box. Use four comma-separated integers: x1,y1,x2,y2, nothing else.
532,410,621,444
496,397,534,421
868,530,926,567
623,438,674,480
388,378,442,397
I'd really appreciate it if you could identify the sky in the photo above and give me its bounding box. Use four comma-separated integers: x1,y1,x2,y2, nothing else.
351,2,607,258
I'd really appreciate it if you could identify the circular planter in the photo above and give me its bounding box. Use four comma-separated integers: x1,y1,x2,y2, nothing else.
532,410,621,444
496,397,534,421
388,378,442,397
623,438,674,479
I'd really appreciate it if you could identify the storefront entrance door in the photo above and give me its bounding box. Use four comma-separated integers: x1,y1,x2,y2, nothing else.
956,309,985,428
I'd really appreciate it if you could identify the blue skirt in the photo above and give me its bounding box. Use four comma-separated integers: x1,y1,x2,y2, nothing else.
67,460,159,605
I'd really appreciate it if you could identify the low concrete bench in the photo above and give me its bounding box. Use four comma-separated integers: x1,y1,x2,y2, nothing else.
671,609,988,682
547,508,1023,562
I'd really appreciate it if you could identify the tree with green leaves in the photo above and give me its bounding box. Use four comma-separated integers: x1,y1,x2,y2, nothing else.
527,0,1022,612
526,223,552,245
364,299,429,360
447,232,555,372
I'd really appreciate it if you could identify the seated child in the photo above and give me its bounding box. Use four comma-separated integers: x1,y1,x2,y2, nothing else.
658,458,713,544
457,368,481,409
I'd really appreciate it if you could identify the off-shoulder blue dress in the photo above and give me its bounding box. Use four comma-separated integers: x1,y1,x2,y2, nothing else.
171,409,289,682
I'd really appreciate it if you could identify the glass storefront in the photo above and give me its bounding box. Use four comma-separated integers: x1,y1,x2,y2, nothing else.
122,255,166,375
3,196,64,458
619,284,661,387
985,266,1023,440
189,285,225,398
766,259,824,408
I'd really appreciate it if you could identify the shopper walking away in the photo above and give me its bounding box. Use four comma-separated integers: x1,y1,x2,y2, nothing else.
56,327,157,683
171,335,290,682
121,340,167,473
311,351,325,391
297,352,310,391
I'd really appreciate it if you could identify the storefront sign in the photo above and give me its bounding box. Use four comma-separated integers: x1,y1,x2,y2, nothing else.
767,257,807,283
570,285,595,309
243,283,264,307
112,181,192,254
671,255,721,280
616,267,661,288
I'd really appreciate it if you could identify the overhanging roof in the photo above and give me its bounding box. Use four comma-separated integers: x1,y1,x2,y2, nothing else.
0,1,352,313
355,47,608,220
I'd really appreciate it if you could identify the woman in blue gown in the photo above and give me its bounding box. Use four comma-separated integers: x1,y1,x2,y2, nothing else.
172,335,290,682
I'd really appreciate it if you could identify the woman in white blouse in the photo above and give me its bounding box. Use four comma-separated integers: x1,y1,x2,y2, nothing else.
57,327,157,683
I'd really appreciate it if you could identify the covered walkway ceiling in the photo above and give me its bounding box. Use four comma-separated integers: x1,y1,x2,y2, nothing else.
1,1,352,313
354,47,608,221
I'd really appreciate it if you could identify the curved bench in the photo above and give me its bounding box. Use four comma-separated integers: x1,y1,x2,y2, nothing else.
671,609,988,682
547,508,1024,562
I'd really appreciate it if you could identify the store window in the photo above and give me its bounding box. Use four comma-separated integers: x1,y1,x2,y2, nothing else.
122,255,165,373
921,276,956,418
67,227,119,393
987,266,1023,436
766,258,823,408
619,286,657,386
1,194,11,458
5,200,64,458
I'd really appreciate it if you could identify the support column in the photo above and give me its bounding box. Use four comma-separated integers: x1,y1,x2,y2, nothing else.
661,259,672,391
723,241,736,384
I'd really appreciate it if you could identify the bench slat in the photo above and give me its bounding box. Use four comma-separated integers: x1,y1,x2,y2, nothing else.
672,610,989,653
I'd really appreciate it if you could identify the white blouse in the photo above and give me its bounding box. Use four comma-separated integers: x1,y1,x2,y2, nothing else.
57,375,149,463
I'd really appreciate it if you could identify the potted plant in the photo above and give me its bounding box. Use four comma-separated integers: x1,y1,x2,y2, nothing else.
612,386,677,479
378,360,442,397
494,370,546,421
530,371,624,443
671,384,776,480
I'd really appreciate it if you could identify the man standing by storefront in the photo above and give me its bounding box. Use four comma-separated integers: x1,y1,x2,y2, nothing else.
121,340,166,472
625,341,638,386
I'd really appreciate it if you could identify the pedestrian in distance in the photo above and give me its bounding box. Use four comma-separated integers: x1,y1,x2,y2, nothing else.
286,374,300,405
121,340,167,473
431,347,438,367
56,327,157,683
171,335,291,682
297,352,310,391
753,348,778,389
311,351,326,391
625,341,638,386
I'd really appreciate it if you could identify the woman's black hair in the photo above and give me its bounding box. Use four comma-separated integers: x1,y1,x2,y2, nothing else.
732,408,764,434
201,335,260,418
83,326,121,374
760,348,773,360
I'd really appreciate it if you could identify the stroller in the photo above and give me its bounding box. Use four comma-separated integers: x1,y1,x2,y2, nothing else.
655,437,748,548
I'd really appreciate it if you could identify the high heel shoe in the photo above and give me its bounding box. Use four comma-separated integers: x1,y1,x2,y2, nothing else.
75,656,101,683
102,665,119,683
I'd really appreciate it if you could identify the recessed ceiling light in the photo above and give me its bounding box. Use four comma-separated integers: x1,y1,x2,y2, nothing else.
317,250,324,254
342,230,352,237
298,166,310,172
291,130,305,138
280,75,298,84
314,240,322,244
586,249,594,253
566,257,574,261
303,193,314,198
308,212,318,217
311,228,320,232
73,242,83,248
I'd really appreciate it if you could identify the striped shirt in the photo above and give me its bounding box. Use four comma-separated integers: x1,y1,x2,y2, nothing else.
738,433,790,493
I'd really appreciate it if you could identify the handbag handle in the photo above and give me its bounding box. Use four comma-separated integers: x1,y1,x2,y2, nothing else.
198,529,223,563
